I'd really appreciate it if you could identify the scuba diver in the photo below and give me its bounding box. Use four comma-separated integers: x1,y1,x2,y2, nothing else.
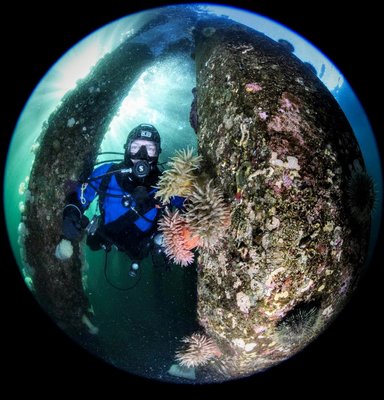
62,123,181,280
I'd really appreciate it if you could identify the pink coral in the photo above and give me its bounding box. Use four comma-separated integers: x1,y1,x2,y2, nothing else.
267,92,313,146
282,173,293,188
258,111,268,121
245,82,263,93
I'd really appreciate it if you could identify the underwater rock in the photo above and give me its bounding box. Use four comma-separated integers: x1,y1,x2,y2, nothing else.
194,18,370,380
22,39,154,333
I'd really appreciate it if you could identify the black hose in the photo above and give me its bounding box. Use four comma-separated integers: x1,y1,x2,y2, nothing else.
103,250,142,291
87,167,129,183
97,152,125,156
94,159,124,166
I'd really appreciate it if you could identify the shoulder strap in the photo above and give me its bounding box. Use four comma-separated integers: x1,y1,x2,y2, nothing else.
98,164,122,218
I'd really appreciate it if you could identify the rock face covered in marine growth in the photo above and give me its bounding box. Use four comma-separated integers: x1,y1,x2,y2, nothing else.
23,41,154,334
194,20,371,380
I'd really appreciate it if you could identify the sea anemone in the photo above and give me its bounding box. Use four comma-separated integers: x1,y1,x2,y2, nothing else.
202,27,216,37
346,167,375,225
175,332,221,368
185,180,231,251
275,301,320,346
158,208,200,266
155,148,202,204
55,239,73,260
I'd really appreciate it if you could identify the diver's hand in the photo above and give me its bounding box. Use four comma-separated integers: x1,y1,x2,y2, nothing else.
62,204,83,240
132,186,153,214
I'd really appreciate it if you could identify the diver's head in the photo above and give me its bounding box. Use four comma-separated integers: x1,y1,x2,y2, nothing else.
124,124,162,179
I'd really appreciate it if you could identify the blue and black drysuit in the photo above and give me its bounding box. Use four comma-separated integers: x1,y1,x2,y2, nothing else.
64,161,183,261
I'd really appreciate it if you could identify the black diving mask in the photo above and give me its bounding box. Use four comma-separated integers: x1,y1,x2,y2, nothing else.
130,144,152,160
129,145,158,179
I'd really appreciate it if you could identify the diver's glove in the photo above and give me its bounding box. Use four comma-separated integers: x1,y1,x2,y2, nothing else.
62,204,89,240
131,186,153,214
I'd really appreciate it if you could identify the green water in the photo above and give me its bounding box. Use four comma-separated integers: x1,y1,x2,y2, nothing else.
84,248,198,379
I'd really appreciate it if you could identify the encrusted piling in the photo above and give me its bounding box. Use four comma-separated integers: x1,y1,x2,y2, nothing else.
194,19,371,380
23,41,154,333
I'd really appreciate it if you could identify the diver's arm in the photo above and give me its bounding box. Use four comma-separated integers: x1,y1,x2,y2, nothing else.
61,185,89,240
62,203,89,240
61,163,112,240
65,190,84,210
